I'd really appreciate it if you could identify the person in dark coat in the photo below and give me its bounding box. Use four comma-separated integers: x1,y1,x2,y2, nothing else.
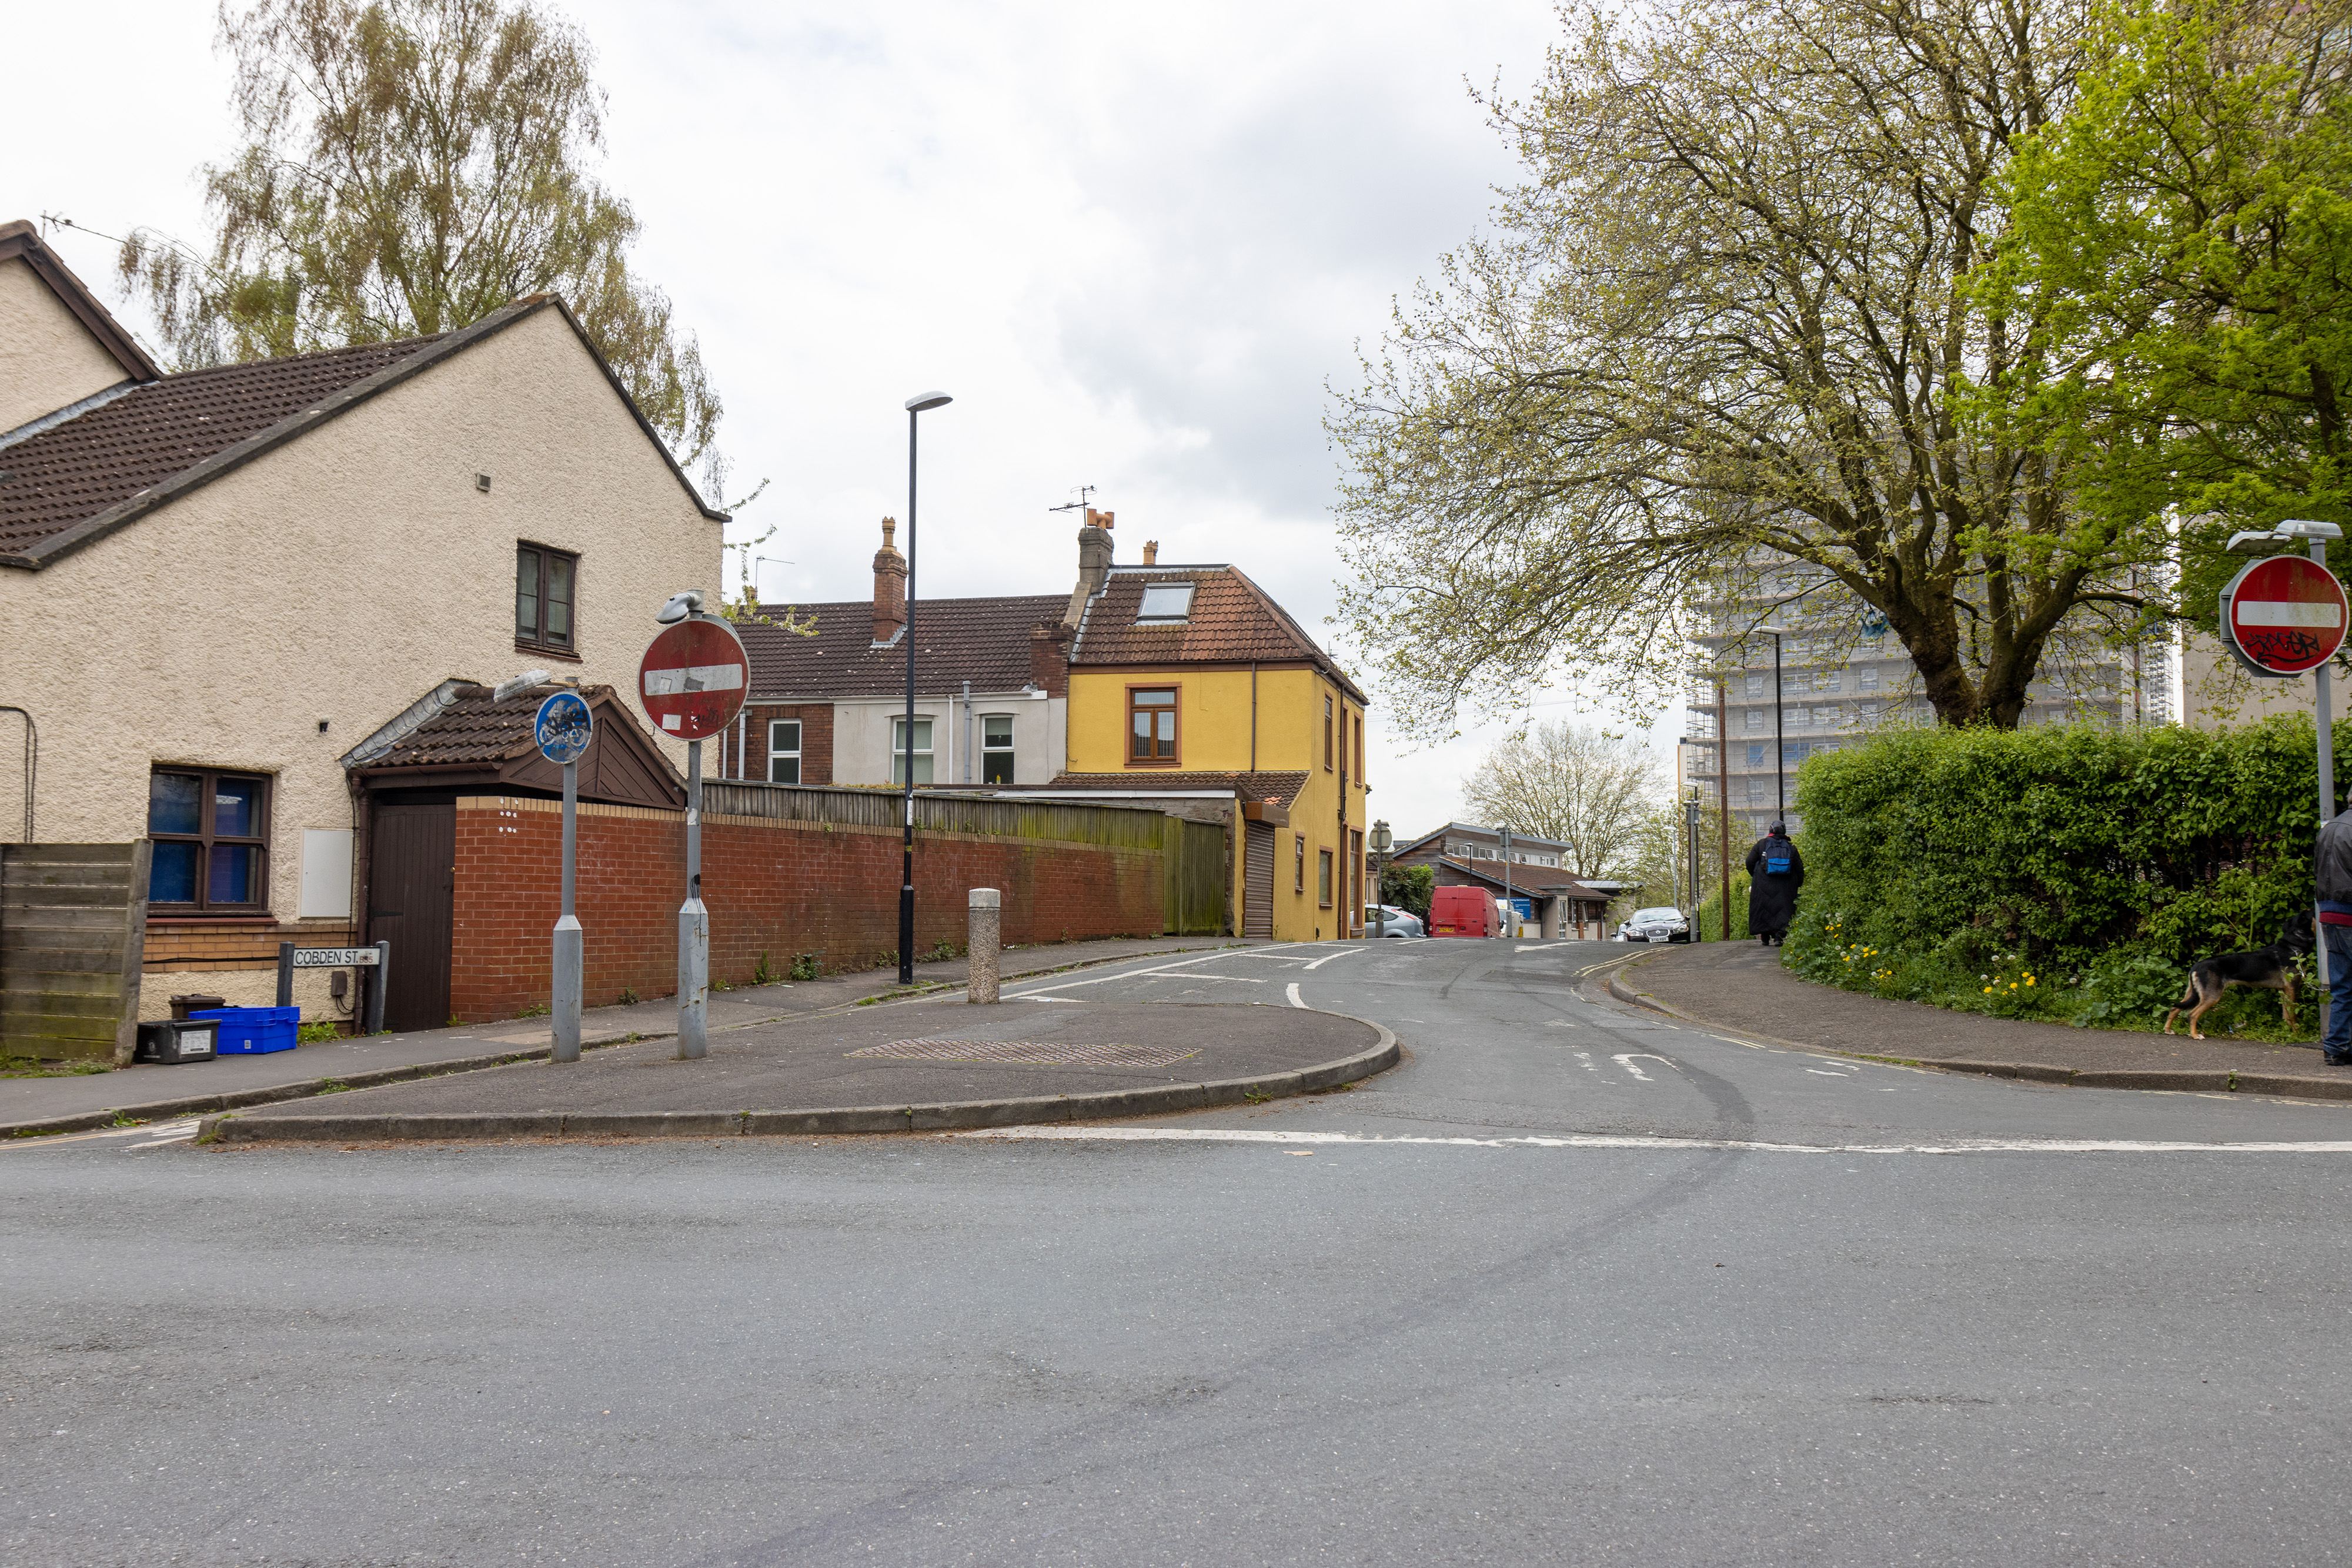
1745,823,1805,946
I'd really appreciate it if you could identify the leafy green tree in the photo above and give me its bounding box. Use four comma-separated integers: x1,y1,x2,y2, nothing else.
1972,0,2352,624
1331,0,2171,735
1460,721,1662,881
112,0,721,480
1377,862,1435,921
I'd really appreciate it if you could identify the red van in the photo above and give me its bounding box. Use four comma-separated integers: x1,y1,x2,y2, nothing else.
1429,885,1501,938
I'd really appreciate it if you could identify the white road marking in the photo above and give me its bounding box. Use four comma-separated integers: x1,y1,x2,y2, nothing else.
1286,983,1307,1008
1005,952,1255,997
957,1126,2352,1155
1543,1020,1581,1029
1806,1069,1852,1078
1301,948,1364,971
1515,942,1575,952
1612,1052,1676,1081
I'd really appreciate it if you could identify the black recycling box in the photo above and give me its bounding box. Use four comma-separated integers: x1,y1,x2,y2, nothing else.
135,1019,218,1064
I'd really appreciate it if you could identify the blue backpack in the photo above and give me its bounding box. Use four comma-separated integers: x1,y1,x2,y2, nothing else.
1762,838,1794,875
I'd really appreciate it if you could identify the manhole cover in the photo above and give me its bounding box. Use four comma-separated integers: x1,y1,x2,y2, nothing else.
848,1038,1200,1068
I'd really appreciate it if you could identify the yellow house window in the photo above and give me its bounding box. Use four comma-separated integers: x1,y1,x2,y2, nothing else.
1128,686,1179,765
1294,833,1307,892
1323,694,1334,770
1317,847,1334,907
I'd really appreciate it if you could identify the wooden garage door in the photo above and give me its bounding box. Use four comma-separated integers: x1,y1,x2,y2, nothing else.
1242,820,1274,938
370,801,455,1033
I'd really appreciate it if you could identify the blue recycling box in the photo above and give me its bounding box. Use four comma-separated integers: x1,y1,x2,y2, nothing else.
190,1006,300,1055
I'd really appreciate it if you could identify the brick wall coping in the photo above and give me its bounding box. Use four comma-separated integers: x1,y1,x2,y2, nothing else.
455,795,1162,858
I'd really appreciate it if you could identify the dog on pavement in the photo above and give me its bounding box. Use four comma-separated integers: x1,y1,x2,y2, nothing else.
2163,914,2317,1040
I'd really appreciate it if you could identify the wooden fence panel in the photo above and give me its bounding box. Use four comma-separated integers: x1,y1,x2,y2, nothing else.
1,841,151,1065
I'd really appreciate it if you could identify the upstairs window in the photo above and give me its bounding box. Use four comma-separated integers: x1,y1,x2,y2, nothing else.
892,717,934,785
1136,583,1195,623
1294,833,1307,892
149,768,270,914
768,720,802,785
1129,687,1179,765
1324,694,1334,770
516,543,578,654
981,715,1015,784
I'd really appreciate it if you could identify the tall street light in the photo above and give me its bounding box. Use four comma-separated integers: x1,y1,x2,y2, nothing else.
1753,624,1792,824
1369,820,1392,939
899,390,953,985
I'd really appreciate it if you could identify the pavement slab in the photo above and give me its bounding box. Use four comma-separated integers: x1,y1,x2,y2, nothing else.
1622,940,2352,1093
1,933,1250,1135
207,998,1384,1138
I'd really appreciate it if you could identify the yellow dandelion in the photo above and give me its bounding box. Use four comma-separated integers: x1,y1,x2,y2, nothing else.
1983,986,1994,994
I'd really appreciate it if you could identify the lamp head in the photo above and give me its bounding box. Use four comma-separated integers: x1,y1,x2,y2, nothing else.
1370,820,1392,855
2281,518,2344,540
904,390,953,413
656,590,704,624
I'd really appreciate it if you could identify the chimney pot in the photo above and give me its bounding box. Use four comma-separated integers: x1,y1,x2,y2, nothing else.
873,515,907,644
1142,540,1159,566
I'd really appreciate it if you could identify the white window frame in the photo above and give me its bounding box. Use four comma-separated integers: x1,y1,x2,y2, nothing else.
767,719,803,785
979,714,1015,785
891,716,935,786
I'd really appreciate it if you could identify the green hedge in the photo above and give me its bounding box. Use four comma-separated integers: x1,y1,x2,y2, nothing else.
1782,716,2343,1034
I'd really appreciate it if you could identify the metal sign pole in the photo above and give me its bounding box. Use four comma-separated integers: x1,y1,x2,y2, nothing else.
553,757,583,1062
2317,534,2337,1040
1499,826,1513,939
366,940,390,1035
679,738,708,1059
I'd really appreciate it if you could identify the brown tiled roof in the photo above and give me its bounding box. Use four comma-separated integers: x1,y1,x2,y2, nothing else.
369,682,572,768
1041,770,1309,807
0,339,435,559
739,595,1070,700
1068,564,1368,704
1441,855,1611,897
0,294,725,569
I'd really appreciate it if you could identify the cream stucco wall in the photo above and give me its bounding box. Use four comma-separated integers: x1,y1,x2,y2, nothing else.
0,304,721,1017
0,255,131,433
828,693,1065,787
2181,628,2324,730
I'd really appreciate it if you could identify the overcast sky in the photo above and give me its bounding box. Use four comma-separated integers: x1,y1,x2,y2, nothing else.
18,0,1689,838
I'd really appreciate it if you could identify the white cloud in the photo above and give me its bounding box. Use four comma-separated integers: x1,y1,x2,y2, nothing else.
16,0,1659,838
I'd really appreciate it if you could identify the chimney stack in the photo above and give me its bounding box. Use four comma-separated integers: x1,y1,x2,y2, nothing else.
1142,540,1159,566
1063,506,1117,627
1029,621,1071,696
872,517,907,644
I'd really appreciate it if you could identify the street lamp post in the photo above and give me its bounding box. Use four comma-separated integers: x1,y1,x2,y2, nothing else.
1751,624,1793,826
898,390,953,986
1499,825,1514,939
1369,820,1392,940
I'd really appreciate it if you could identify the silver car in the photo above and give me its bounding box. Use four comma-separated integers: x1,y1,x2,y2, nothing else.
1364,904,1426,938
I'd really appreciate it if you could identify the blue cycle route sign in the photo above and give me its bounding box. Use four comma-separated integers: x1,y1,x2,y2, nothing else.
534,690,594,765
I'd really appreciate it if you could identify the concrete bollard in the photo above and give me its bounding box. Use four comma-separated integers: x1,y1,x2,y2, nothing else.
968,888,1002,1004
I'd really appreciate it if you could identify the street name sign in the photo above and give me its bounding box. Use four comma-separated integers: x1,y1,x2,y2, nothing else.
534,689,594,764
290,947,380,968
638,617,749,740
2221,554,2349,677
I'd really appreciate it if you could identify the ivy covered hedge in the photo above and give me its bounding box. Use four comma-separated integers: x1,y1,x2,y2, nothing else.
1782,716,2344,1035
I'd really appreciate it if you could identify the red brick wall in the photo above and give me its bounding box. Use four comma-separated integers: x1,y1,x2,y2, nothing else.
446,797,1161,1021
721,704,834,785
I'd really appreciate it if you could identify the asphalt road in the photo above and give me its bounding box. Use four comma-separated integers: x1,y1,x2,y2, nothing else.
8,937,2350,1566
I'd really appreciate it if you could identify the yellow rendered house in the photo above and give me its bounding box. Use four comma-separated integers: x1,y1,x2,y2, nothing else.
1010,513,1371,940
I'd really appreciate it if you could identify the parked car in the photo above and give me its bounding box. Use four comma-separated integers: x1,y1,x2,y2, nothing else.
1364,904,1425,938
1429,885,1502,938
1621,906,1692,943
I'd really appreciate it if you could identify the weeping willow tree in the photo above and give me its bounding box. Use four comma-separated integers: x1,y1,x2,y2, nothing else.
1331,0,2175,738
110,0,723,482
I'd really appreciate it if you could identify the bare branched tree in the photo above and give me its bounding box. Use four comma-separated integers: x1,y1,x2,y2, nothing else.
1332,0,2170,737
111,0,723,480
1461,721,1664,880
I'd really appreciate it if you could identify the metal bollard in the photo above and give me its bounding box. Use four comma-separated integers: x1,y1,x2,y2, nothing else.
968,888,1001,1004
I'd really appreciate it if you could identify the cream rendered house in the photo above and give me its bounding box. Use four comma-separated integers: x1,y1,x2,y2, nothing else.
0,220,722,1037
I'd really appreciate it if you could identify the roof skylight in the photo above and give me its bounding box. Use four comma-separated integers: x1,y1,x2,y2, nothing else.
1137,582,1195,623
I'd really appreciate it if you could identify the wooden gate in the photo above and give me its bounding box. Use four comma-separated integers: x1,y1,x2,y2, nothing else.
0,841,150,1064
1242,820,1274,938
1162,818,1229,935
370,802,454,1032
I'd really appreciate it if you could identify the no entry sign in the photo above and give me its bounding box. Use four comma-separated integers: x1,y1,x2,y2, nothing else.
638,617,748,740
2221,554,2349,677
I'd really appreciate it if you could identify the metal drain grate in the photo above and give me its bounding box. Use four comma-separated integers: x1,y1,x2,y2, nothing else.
848,1038,1201,1068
